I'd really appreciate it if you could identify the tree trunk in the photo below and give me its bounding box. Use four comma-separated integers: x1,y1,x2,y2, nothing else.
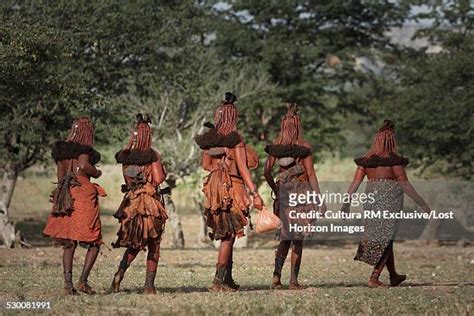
0,167,19,248
194,193,211,247
162,183,185,249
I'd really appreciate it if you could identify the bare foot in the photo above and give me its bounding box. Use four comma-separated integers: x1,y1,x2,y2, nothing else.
209,284,237,292
64,287,78,296
142,287,157,294
271,276,283,290
288,282,305,290
368,279,388,288
390,274,407,286
76,281,96,295
224,278,240,291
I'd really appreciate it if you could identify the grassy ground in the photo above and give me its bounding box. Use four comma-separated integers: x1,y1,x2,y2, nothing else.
2,158,473,315
1,244,473,315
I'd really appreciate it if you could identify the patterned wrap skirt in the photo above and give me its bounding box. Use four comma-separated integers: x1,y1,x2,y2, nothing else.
354,179,403,266
112,182,168,250
43,175,106,246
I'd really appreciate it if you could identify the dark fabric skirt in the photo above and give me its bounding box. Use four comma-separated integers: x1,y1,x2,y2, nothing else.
205,207,249,241
112,183,167,250
354,179,403,266
203,172,251,241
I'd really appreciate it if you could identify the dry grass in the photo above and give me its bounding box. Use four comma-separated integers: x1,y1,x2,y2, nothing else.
0,244,473,315
3,158,472,315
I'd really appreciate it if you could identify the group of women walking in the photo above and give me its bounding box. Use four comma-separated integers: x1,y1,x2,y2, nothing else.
43,92,430,295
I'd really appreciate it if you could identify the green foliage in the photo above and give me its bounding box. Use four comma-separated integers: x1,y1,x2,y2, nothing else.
0,15,89,172
210,0,411,149
1,0,472,181
351,2,474,179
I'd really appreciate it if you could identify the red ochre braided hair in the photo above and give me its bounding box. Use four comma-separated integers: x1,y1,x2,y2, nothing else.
66,117,94,146
126,113,153,151
274,103,306,146
214,92,238,135
364,119,398,158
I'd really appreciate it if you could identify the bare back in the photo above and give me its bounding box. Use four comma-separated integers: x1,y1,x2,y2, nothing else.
364,166,398,180
56,155,92,180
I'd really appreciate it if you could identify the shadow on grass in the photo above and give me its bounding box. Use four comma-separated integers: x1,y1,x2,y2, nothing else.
315,281,474,289
402,282,474,287
99,281,474,296
248,231,359,249
106,284,295,294
168,263,215,269
104,286,210,294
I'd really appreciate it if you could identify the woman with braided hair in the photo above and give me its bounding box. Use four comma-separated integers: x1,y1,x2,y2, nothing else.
341,119,430,288
264,103,326,290
110,114,168,294
195,92,264,292
43,117,105,295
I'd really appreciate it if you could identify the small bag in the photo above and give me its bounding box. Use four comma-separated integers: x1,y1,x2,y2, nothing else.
255,206,281,233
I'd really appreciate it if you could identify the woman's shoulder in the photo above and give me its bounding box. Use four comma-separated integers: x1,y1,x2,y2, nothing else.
52,140,101,164
354,153,409,168
115,148,158,166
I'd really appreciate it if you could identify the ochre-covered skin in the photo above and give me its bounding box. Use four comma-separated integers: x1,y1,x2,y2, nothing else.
44,152,105,245
264,142,316,238
342,119,430,288
110,114,168,294
43,117,104,295
196,94,263,292
264,103,325,290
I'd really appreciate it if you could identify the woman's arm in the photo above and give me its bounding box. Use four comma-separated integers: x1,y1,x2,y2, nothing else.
302,154,322,194
302,152,327,213
202,151,213,171
234,143,263,210
151,160,166,185
392,165,430,213
78,154,101,178
264,156,277,192
347,166,366,195
151,150,167,185
341,166,366,213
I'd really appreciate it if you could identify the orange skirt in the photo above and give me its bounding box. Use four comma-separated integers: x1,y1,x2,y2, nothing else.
43,175,106,244
112,182,168,249
204,173,251,241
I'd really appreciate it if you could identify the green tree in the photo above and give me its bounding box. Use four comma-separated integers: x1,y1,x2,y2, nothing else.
348,1,474,241
208,0,411,151
0,17,91,247
363,1,474,179
0,0,212,247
